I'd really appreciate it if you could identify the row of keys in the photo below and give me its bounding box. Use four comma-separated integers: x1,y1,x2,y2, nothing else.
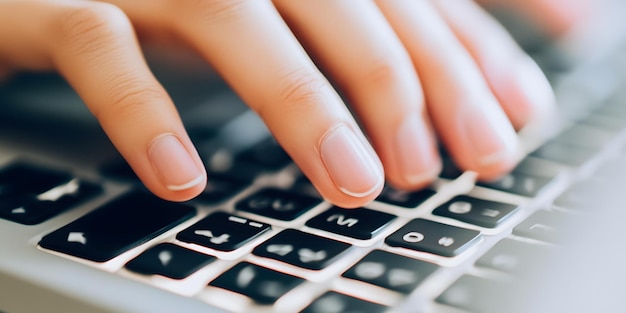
124,243,437,306
0,162,101,225
39,190,518,265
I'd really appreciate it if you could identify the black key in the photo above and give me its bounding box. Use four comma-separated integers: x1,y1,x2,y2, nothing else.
253,229,351,270
0,181,101,225
385,219,481,257
125,243,215,280
551,124,614,149
476,239,553,275
477,172,553,197
513,210,570,243
436,275,527,313
0,162,72,198
235,138,292,171
176,212,270,251
342,250,438,294
235,188,321,221
196,178,247,204
305,206,396,240
301,291,387,313
553,177,622,210
210,262,303,305
376,186,435,208
39,192,195,262
439,156,463,180
432,195,519,228
530,140,597,166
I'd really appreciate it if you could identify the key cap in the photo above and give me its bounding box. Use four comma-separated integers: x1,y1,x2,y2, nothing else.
385,219,481,257
476,239,553,275
39,192,195,262
432,195,519,228
0,180,101,225
253,229,351,270
235,188,321,221
301,291,388,313
477,172,553,197
176,212,270,251
235,138,292,171
376,186,435,208
305,206,396,240
125,243,215,279
196,178,247,204
342,250,438,294
436,275,527,313
0,162,72,199
530,141,597,167
209,262,303,305
513,210,570,243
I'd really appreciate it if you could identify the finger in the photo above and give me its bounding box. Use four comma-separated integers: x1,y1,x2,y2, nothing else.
272,0,441,190
475,0,591,37
432,0,556,130
376,0,520,180
0,0,206,201
108,0,385,207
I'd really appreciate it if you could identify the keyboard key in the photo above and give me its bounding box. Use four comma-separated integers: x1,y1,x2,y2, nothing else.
376,186,435,208
432,195,519,228
530,141,597,166
0,162,72,199
301,291,388,313
342,250,438,294
196,178,247,204
305,207,396,240
39,192,195,262
209,262,303,305
235,138,292,171
253,229,351,270
476,239,553,275
176,212,270,252
477,172,553,197
125,243,215,279
436,275,526,313
235,188,321,221
385,219,481,257
0,180,101,225
513,210,570,243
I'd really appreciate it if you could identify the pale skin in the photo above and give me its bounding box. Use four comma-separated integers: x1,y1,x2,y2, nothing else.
0,0,587,208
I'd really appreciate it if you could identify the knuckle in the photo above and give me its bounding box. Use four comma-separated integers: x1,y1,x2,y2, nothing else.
361,58,404,88
58,3,132,55
265,68,328,117
177,0,248,21
97,76,165,121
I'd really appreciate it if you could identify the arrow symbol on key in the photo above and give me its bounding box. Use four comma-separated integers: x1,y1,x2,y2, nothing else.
11,207,26,214
67,232,87,245
266,244,293,256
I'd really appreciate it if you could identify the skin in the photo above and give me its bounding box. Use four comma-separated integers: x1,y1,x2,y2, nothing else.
0,0,579,208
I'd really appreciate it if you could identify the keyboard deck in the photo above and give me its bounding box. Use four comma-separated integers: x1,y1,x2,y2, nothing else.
2,31,626,313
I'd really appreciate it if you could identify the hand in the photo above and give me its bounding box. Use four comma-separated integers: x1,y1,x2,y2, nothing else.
0,0,567,208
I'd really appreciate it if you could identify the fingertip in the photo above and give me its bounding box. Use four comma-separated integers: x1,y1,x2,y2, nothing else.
140,133,207,202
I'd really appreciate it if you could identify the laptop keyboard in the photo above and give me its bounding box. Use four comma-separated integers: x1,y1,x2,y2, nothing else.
2,41,626,313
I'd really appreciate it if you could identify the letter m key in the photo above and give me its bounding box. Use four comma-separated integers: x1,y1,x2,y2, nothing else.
327,214,359,227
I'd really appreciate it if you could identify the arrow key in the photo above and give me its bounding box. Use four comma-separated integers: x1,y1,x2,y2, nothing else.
342,250,439,294
253,229,351,270
177,212,270,251
125,243,215,280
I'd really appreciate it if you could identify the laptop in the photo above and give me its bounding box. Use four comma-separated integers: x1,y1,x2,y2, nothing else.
1,4,626,313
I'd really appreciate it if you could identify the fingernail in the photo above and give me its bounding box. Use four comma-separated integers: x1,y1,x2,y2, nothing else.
319,124,384,197
149,134,205,191
464,107,519,166
396,115,441,185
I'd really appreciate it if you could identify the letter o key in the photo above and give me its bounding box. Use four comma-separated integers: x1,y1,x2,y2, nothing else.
402,232,425,243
